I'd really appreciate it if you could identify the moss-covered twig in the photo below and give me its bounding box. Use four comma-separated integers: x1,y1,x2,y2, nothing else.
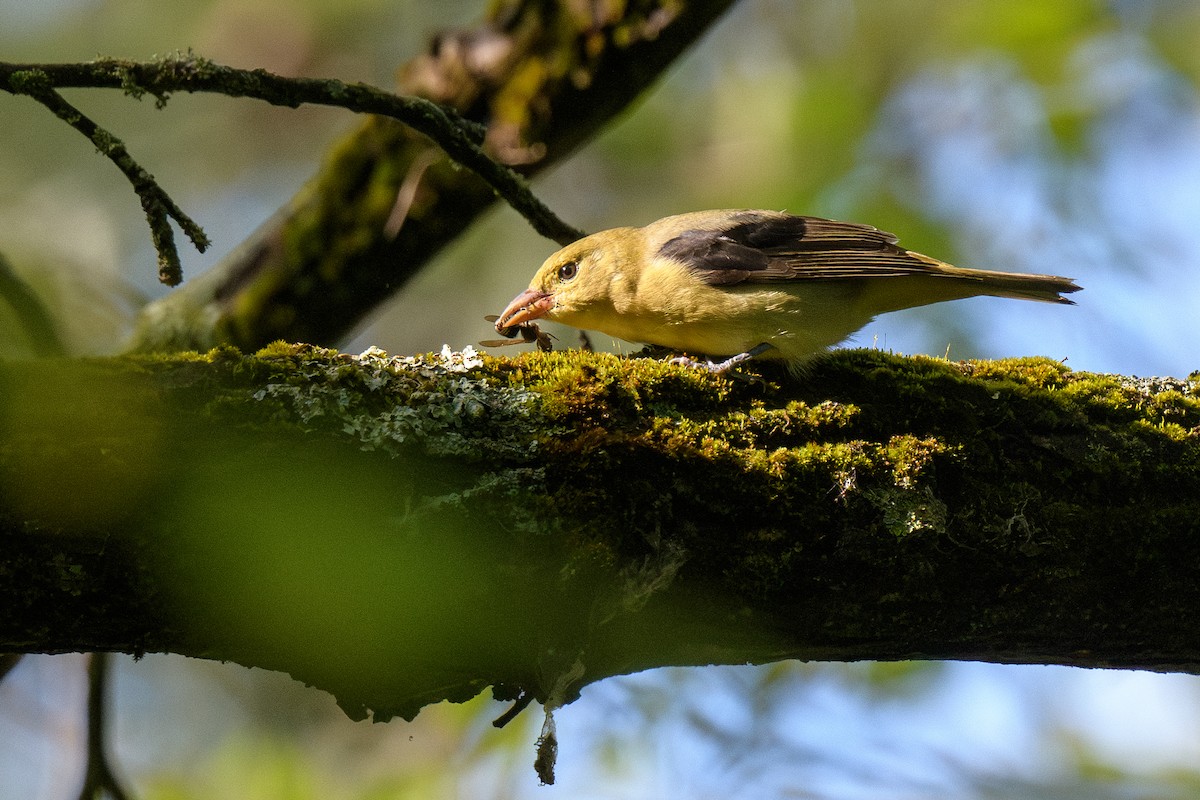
0,53,584,286
3,68,209,286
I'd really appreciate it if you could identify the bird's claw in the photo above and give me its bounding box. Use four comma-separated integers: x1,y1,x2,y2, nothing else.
668,352,753,373
668,344,771,373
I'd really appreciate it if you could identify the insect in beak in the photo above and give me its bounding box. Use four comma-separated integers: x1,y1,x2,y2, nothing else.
480,315,555,352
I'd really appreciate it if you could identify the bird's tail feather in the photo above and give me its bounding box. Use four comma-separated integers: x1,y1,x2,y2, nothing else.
932,264,1081,305
865,252,1083,312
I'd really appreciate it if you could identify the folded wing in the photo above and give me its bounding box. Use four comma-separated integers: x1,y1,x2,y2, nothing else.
656,211,1079,304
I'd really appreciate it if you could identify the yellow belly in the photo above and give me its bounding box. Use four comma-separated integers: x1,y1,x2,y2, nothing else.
562,284,874,362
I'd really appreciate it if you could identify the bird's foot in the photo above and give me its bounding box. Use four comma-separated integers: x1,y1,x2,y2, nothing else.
668,353,749,373
668,343,774,373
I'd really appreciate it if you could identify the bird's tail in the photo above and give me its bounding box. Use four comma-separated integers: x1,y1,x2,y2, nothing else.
936,264,1081,304
862,252,1082,314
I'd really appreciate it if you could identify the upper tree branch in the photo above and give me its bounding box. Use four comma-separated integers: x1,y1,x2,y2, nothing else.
0,53,585,285
0,55,585,247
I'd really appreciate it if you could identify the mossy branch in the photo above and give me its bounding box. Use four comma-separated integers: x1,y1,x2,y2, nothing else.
0,52,584,285
2,346,1199,730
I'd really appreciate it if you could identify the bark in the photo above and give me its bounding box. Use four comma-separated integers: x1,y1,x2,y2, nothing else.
2,345,1198,722
125,0,738,353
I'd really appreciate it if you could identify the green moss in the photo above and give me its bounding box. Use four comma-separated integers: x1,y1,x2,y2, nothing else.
254,340,314,359
7,69,50,94
964,355,1071,389
882,435,952,489
494,349,734,420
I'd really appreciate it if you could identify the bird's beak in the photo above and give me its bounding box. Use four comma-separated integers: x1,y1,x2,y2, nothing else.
496,288,555,331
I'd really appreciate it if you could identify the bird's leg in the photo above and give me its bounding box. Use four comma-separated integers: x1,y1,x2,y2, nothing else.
669,342,775,373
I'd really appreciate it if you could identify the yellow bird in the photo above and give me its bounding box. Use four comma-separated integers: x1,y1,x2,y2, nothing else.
496,210,1081,371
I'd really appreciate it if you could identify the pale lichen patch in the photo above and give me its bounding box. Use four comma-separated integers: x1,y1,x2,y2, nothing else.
875,487,949,538
249,344,542,460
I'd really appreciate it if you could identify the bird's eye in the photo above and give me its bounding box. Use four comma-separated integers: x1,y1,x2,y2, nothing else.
557,261,578,282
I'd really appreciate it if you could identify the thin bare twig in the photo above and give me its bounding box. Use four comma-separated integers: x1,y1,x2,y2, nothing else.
0,53,585,286
77,653,135,800
492,688,535,728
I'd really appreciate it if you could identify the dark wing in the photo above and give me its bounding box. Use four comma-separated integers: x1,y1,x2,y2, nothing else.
657,212,937,286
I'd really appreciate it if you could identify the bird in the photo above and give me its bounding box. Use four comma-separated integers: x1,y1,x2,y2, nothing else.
495,209,1081,372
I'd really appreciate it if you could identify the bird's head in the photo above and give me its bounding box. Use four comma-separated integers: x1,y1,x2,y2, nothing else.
496,231,634,333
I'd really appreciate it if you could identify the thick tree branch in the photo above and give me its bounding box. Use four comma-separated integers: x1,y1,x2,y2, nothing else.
1,346,1198,727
